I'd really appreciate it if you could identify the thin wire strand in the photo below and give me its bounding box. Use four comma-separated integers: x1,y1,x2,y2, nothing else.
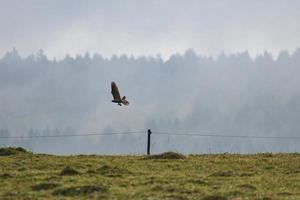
153,131,300,140
1,129,299,140
0,131,146,139
153,129,220,133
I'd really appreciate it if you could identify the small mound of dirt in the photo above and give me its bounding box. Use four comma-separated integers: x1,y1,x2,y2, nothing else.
277,192,293,196
261,197,272,200
202,195,228,200
188,178,207,185
0,173,13,179
238,172,256,177
261,153,274,157
60,166,80,176
52,185,107,196
15,147,27,152
0,147,29,156
145,152,185,160
32,183,60,191
238,184,257,191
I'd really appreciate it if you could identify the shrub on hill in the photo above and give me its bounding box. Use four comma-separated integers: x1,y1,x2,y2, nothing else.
0,147,29,156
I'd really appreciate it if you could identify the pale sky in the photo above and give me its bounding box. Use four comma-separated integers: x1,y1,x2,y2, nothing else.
1,0,300,59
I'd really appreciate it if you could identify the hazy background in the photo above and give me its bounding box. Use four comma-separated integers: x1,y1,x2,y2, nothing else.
0,0,300,154
1,0,300,59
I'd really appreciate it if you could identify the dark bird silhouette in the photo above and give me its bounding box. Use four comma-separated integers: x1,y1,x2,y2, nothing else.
111,81,129,106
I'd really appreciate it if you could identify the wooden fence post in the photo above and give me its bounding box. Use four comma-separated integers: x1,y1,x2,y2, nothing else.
147,129,151,155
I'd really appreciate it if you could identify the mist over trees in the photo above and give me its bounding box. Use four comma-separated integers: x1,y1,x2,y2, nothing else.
0,48,300,154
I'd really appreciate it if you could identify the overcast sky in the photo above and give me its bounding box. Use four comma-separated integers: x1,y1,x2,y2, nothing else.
1,0,300,59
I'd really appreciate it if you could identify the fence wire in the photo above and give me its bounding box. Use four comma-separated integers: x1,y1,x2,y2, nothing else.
152,131,300,140
1,129,300,140
0,131,145,139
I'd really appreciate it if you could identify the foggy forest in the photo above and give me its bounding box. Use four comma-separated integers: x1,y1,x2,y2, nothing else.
1,48,300,154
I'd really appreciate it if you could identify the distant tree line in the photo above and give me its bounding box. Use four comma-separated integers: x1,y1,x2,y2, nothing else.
0,48,300,153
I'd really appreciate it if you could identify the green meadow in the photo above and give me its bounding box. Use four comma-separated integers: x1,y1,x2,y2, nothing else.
0,148,299,200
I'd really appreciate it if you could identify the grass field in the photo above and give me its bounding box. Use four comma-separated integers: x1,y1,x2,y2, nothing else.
0,148,299,200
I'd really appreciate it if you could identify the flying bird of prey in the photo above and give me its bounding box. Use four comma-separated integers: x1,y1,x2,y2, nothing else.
111,81,129,106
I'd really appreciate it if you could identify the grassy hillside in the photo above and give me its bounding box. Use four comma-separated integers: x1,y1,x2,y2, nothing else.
0,148,299,200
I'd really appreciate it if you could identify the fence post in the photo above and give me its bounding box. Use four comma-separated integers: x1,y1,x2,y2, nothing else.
147,129,152,155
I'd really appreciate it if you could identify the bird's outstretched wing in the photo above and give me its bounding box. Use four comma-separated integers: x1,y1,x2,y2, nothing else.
111,81,121,101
